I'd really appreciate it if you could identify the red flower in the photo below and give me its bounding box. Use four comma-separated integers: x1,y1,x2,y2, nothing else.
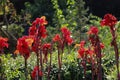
42,43,51,63
0,37,8,52
33,16,48,26
29,26,36,36
61,27,70,37
37,16,48,26
100,43,105,49
53,34,61,42
80,41,86,47
87,26,99,35
32,42,38,53
78,47,86,58
38,26,47,38
100,14,117,27
31,66,43,80
30,24,47,39
15,36,34,59
78,41,87,58
86,48,94,57
42,43,51,50
66,36,73,45
29,16,48,38
61,27,73,45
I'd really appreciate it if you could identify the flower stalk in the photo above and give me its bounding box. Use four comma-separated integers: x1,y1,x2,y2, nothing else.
110,28,119,80
100,14,119,80
83,54,87,80
87,26,104,80
48,43,53,80
25,59,28,80
96,36,102,80
58,46,61,80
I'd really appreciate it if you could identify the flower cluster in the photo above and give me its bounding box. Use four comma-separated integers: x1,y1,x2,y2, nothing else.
0,36,8,53
53,27,73,46
29,16,47,38
87,26,99,35
78,40,94,59
42,43,51,63
53,34,61,43
28,16,48,54
15,36,34,59
100,13,117,27
61,27,73,45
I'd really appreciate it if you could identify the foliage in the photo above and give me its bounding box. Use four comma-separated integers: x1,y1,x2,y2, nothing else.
24,0,88,29
7,24,24,38
0,53,36,80
0,49,95,80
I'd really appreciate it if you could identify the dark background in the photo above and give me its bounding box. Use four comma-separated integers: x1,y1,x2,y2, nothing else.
85,0,120,19
10,0,120,19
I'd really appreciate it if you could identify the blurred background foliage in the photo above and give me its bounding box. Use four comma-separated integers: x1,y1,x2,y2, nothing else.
0,0,89,53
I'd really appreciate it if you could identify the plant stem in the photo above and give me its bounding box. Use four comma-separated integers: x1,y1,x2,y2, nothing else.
40,49,43,80
110,28,119,80
91,59,94,80
58,47,61,80
96,36,102,80
113,41,119,80
37,52,39,80
83,54,87,80
48,51,52,80
25,59,28,80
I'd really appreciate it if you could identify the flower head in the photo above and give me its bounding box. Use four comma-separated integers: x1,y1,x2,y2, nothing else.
33,16,48,26
53,34,61,42
29,16,48,38
38,26,47,38
86,48,94,57
100,43,105,49
15,36,34,59
87,26,99,35
100,14,117,27
61,27,73,45
32,42,38,53
80,40,86,47
37,16,48,26
0,37,8,52
61,27,70,37
42,43,51,63
78,41,86,58
29,26,36,36
42,43,51,50
78,47,86,58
